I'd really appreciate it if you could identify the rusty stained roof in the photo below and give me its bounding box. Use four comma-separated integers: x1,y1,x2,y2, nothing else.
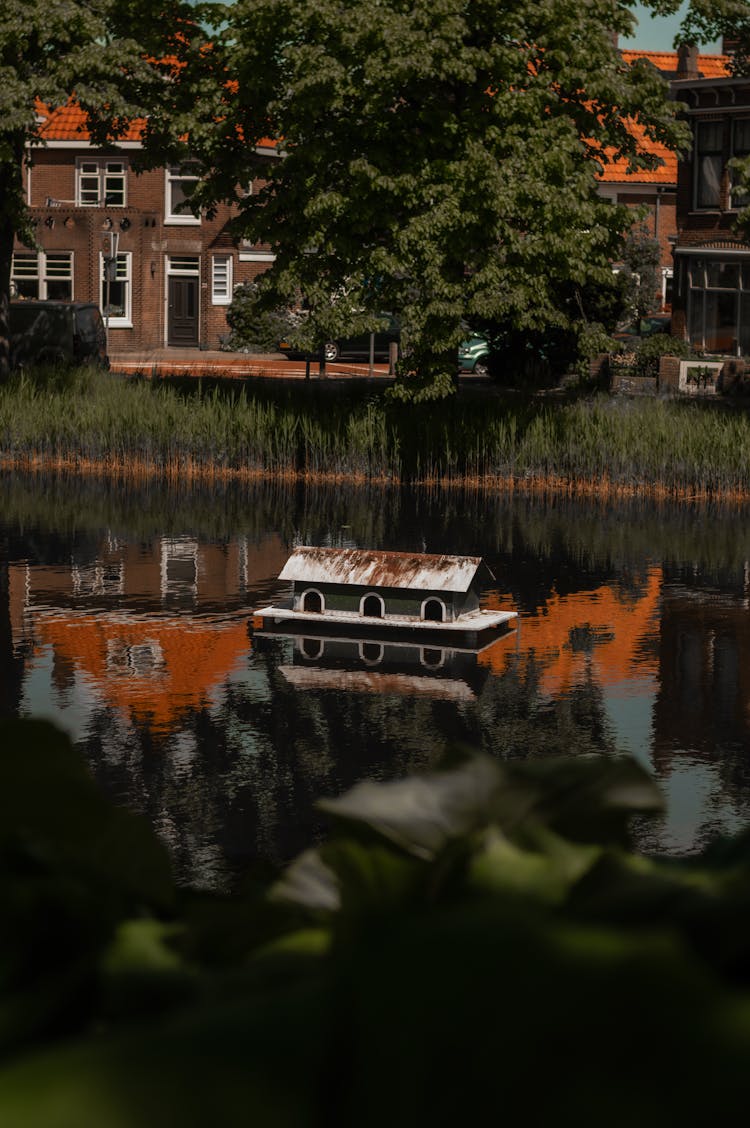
278,547,489,593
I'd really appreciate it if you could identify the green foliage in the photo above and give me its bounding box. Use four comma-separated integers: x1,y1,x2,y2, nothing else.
5,372,750,495
224,282,303,353
631,332,693,377
191,0,690,399
0,0,224,380
3,720,750,1125
619,223,663,325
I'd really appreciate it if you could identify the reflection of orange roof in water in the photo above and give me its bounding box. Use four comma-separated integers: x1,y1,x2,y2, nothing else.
480,567,661,695
35,613,250,732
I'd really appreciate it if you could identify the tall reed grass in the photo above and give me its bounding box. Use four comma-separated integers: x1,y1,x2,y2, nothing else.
2,369,750,499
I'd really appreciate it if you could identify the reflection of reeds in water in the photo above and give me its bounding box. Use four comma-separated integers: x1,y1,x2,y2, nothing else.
4,370,750,499
4,469,750,586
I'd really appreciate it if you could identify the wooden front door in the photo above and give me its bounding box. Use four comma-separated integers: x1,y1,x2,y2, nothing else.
168,277,199,346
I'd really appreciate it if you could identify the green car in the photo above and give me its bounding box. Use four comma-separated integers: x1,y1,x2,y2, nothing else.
457,333,491,376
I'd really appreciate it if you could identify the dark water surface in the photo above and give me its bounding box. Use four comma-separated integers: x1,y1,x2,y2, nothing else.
2,472,750,889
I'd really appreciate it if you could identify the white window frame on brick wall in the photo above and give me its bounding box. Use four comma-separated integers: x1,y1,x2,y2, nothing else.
76,158,127,207
211,254,233,304
11,251,74,299
99,251,132,327
165,164,201,225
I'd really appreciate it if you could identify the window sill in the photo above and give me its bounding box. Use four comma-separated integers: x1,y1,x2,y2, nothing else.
164,217,202,226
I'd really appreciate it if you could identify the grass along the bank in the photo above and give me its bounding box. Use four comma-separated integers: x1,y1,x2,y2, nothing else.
3,368,750,498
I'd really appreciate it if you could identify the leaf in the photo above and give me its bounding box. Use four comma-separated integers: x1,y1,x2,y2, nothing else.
317,753,505,859
270,847,342,911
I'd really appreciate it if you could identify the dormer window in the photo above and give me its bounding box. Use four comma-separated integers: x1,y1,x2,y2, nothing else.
76,159,127,206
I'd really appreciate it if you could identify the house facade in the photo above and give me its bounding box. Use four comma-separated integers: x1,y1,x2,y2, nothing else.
12,103,276,352
670,53,750,355
598,47,730,312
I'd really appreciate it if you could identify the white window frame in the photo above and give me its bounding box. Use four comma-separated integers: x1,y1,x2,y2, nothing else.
99,251,132,327
165,163,201,225
76,158,127,207
11,250,73,299
211,254,233,305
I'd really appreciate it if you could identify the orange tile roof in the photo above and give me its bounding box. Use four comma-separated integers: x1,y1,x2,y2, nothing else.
36,99,145,142
597,50,730,187
35,97,276,150
598,124,678,184
620,49,731,79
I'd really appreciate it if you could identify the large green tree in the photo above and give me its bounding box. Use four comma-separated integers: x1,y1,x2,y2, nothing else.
0,0,220,381
192,0,691,397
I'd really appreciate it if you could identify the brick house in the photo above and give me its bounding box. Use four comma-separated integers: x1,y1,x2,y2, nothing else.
12,102,277,352
597,47,730,312
670,47,750,355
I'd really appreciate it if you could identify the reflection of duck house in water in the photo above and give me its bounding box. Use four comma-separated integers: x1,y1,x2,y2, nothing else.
252,546,517,644
270,633,515,701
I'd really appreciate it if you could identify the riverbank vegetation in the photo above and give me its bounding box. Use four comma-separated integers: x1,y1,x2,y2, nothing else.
2,718,750,1125
3,368,750,499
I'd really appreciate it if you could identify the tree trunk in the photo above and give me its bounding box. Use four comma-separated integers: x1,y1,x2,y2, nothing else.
0,204,13,385
0,132,28,384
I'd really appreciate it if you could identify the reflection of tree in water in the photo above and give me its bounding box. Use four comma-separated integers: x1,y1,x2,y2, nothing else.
474,652,617,763
79,639,618,892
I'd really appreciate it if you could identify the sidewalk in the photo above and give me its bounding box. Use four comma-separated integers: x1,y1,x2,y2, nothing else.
108,347,491,386
109,347,394,381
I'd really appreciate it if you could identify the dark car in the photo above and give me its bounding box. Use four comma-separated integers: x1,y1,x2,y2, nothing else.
9,300,109,370
279,313,401,362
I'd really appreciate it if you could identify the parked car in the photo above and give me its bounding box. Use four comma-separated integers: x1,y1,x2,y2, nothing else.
278,314,401,362
457,333,491,376
281,316,494,372
613,314,671,346
9,300,109,370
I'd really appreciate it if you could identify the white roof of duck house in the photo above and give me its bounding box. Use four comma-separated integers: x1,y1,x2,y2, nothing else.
278,547,494,593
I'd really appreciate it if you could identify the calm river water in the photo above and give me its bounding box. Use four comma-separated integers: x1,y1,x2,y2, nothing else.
2,471,749,889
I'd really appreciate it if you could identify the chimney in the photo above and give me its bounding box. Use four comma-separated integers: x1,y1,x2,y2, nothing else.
722,36,740,56
677,44,700,78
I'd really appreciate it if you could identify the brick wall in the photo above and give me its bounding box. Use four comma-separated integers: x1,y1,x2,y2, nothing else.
15,148,274,351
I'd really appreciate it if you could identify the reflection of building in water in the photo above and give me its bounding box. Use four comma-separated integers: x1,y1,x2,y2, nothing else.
263,631,518,702
7,532,288,731
652,582,750,762
480,568,662,695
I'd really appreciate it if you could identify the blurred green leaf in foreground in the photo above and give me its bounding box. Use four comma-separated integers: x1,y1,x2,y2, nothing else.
2,720,750,1127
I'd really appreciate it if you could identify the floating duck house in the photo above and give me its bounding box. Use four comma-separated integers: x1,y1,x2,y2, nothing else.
252,547,517,637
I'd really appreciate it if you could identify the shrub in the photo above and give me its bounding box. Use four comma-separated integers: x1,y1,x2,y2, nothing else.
632,333,692,378
224,283,302,353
